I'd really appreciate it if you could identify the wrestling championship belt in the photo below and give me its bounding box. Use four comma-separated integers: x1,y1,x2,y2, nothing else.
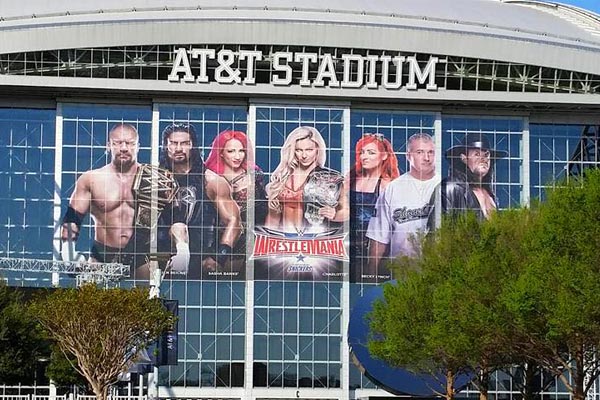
303,169,344,226
132,164,179,228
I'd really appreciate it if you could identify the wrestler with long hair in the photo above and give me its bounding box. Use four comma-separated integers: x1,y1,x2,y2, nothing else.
265,126,348,233
205,130,268,256
349,133,400,276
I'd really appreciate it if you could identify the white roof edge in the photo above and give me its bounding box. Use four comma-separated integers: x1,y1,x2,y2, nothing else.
502,0,600,37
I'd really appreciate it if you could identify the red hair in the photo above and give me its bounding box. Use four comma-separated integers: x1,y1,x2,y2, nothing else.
351,134,400,180
204,130,252,175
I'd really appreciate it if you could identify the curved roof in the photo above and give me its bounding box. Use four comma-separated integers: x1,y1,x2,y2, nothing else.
0,0,599,74
0,0,599,42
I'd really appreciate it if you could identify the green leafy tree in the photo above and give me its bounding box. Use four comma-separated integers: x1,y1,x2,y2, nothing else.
45,343,87,389
30,284,174,400
0,281,46,384
504,169,600,400
370,209,549,400
369,213,484,400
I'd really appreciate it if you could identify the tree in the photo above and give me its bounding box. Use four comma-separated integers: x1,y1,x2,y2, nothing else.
369,213,484,400
30,284,174,400
503,169,600,400
45,343,88,389
0,281,47,384
369,209,547,400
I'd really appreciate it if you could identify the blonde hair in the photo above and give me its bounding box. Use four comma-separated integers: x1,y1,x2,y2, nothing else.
266,126,327,211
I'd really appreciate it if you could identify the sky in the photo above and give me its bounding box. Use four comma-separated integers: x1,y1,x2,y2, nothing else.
557,0,600,13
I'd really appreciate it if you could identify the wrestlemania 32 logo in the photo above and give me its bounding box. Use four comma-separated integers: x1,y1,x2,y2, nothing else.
252,227,348,280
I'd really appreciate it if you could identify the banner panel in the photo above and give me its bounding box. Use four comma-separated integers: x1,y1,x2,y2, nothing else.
349,112,437,284
156,106,248,281
253,106,348,281
440,118,523,219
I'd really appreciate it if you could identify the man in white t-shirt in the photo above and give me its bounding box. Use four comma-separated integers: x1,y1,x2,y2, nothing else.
366,133,440,274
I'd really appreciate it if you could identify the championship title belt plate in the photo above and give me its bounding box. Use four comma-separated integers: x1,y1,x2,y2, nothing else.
303,169,344,226
132,164,179,228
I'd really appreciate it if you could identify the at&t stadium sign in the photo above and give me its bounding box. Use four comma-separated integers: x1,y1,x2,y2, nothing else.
167,47,441,90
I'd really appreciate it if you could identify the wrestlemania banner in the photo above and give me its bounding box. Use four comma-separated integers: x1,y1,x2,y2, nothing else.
251,121,348,281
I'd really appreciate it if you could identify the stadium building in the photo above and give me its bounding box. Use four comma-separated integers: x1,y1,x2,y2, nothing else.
0,0,599,399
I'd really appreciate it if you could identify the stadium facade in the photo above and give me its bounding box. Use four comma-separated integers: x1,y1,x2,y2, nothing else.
0,0,599,399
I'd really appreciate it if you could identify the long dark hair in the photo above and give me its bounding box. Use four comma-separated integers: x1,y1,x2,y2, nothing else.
448,155,494,195
159,123,203,172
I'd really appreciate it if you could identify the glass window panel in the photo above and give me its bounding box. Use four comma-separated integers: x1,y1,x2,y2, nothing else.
313,283,329,307
255,308,268,333
298,283,313,306
231,335,245,360
328,336,340,361
313,309,329,334
313,363,328,388
268,335,283,360
268,362,283,387
298,309,313,334
185,335,200,359
268,308,283,332
328,310,341,334
231,309,245,333
201,335,216,360
254,335,267,360
283,363,297,387
216,309,232,333
268,282,284,306
255,281,268,306
299,336,313,360
313,337,328,361
283,282,298,306
216,282,232,306
216,336,231,360
230,362,244,387
200,362,215,386
283,335,298,361
201,308,216,332
202,282,216,306
186,308,201,333
298,363,313,387
253,362,268,387
283,309,298,333
185,362,200,386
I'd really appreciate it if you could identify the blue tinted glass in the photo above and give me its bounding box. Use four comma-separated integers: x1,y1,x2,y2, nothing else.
284,309,298,333
186,282,201,306
216,336,231,359
314,309,328,334
255,282,269,306
231,309,245,333
202,282,216,306
254,335,267,359
254,308,268,333
231,336,245,360
298,309,313,334
201,308,216,332
216,309,232,333
269,308,283,332
271,108,284,121
268,282,284,306
313,283,329,307
217,283,232,306
269,335,283,359
298,283,313,306
201,335,216,360
285,108,299,121
283,335,298,361
284,282,298,306
298,337,312,361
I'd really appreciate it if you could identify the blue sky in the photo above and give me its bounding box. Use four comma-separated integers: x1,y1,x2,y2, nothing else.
558,0,600,13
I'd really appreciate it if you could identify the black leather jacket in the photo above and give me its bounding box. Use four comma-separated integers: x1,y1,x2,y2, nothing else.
441,178,495,220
